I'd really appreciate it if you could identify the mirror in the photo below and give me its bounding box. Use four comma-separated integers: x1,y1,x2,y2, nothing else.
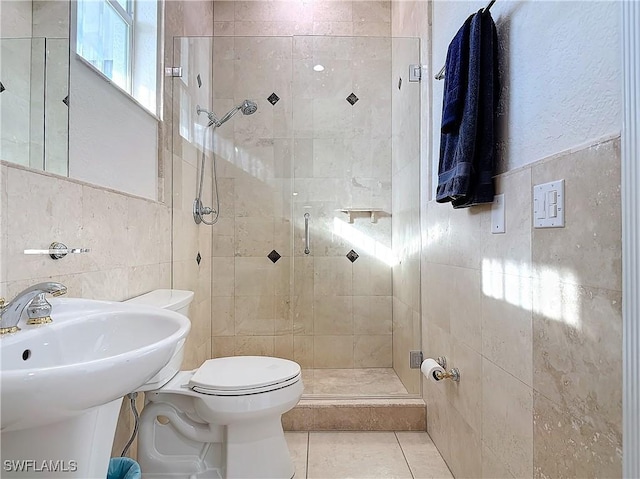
1,0,161,201
0,1,70,176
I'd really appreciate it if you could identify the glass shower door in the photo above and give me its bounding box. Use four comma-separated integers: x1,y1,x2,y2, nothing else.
291,36,422,396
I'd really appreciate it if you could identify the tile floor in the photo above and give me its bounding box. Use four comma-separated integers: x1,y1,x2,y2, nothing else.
285,431,453,479
302,369,410,397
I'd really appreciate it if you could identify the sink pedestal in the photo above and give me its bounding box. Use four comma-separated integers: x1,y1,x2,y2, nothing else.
1,398,123,479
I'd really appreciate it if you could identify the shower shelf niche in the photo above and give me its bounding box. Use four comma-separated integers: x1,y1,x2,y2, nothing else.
338,208,389,224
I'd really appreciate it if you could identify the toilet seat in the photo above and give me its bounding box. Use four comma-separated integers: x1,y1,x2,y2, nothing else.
188,356,301,396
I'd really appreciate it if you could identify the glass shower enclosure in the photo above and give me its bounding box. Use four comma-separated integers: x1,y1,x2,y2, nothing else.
171,34,421,398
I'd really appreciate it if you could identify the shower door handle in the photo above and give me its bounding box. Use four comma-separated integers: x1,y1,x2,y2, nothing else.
304,213,310,255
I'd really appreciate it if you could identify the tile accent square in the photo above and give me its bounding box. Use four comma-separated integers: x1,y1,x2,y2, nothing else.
0,81,5,93
196,252,202,265
267,249,281,263
268,92,280,105
197,73,202,88
62,95,69,106
346,249,359,263
346,92,359,105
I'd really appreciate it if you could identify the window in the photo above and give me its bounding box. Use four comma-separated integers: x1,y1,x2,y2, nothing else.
75,0,159,115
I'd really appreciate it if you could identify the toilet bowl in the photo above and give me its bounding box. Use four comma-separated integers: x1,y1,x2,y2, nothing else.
126,290,303,479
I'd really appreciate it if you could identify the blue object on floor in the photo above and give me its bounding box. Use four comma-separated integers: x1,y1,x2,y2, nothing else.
107,457,141,479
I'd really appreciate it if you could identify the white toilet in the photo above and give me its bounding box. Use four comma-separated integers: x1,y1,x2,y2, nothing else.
126,289,303,479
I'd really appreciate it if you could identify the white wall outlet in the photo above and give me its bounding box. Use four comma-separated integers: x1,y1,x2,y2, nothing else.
491,194,506,234
533,179,565,228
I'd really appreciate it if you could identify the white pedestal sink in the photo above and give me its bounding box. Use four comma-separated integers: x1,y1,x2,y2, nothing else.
0,298,191,479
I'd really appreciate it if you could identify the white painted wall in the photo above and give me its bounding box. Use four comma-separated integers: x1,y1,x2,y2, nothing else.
68,57,158,200
431,0,621,183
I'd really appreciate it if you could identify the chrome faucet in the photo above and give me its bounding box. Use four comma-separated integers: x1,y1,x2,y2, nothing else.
0,282,67,334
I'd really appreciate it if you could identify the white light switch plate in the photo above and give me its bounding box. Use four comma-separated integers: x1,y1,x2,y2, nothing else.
533,179,565,228
491,194,505,234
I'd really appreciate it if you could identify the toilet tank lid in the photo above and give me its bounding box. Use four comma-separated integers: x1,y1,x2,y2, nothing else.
125,289,194,311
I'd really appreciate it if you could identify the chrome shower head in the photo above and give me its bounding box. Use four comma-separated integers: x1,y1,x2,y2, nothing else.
216,99,258,126
240,100,258,116
197,100,257,128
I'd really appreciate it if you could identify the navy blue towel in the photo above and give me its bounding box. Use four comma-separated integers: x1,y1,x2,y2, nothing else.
436,12,482,203
453,9,499,208
436,9,499,207
441,14,474,134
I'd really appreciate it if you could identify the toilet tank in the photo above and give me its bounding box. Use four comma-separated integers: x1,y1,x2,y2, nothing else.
125,289,194,318
125,289,195,391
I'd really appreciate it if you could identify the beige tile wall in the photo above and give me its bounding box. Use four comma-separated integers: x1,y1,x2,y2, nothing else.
421,138,622,478
0,163,171,302
213,0,391,37
206,1,398,369
392,1,622,476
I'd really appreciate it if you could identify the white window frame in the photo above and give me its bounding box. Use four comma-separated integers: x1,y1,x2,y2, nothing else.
72,0,161,117
106,0,134,93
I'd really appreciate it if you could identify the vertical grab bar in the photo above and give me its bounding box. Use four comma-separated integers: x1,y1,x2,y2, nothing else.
304,213,310,255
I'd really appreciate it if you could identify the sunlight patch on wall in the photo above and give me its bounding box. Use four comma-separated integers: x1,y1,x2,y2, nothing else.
481,258,580,329
333,217,398,267
208,133,271,182
534,265,581,329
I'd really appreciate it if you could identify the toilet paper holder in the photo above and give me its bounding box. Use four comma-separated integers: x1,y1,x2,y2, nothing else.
434,356,460,382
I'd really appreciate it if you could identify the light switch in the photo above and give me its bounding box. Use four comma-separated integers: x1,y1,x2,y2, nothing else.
534,179,565,228
535,197,546,219
491,194,505,234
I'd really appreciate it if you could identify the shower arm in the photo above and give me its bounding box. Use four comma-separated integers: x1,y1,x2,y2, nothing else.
216,105,242,126
198,105,242,128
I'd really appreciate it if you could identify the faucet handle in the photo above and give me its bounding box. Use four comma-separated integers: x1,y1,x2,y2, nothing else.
23,242,91,260
26,293,54,325
0,298,5,308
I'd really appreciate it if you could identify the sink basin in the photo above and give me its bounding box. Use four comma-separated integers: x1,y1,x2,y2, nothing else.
0,297,191,433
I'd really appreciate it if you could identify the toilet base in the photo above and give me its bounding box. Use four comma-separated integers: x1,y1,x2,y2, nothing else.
139,403,296,479
226,417,294,479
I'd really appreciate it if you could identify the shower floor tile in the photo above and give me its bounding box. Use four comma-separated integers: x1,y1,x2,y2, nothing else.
285,431,453,479
301,368,410,396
